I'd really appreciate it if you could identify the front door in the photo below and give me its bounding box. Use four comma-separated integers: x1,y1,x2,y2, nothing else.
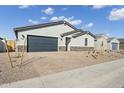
65,37,71,51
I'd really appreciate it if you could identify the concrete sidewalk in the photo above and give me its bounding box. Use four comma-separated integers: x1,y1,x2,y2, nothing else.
1,58,124,88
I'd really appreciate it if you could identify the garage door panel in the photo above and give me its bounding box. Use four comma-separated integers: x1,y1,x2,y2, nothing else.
28,47,57,52
29,40,57,45
28,35,58,52
29,42,57,46
28,46,57,49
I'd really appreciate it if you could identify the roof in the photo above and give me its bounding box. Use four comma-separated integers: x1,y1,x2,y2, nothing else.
60,30,79,37
107,37,116,42
14,21,78,38
95,35,103,39
60,29,95,38
72,30,96,38
14,21,95,39
118,38,124,43
72,32,85,38
95,34,108,39
107,37,120,43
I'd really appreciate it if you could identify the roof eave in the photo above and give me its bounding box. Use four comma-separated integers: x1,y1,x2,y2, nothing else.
14,21,78,38
13,28,18,38
72,31,96,39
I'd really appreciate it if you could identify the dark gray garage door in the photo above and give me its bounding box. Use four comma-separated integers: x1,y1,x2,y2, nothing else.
27,35,58,52
112,43,118,50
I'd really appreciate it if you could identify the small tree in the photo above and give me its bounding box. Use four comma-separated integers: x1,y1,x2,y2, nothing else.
1,37,14,68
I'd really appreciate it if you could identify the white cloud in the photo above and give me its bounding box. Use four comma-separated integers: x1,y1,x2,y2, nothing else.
81,22,94,29
85,22,94,28
108,8,124,21
70,20,82,25
92,5,108,9
28,19,39,24
50,16,82,25
62,7,68,11
42,7,54,15
40,17,48,20
19,5,33,9
50,16,66,21
106,33,110,36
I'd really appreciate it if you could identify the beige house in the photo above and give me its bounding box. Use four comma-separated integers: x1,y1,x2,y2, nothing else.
95,34,120,51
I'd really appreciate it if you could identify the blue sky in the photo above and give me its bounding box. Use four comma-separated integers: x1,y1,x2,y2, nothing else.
0,5,124,39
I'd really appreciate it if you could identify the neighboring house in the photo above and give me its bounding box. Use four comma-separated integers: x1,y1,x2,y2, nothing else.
14,21,95,52
0,37,5,52
95,34,120,51
95,34,108,51
107,37,120,51
118,38,124,50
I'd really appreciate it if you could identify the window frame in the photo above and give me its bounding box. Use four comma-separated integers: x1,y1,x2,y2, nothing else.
85,38,88,46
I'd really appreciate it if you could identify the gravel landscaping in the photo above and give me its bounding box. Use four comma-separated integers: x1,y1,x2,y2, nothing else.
0,51,124,85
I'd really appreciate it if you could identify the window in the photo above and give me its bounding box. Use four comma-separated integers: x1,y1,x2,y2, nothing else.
101,41,104,47
85,38,88,46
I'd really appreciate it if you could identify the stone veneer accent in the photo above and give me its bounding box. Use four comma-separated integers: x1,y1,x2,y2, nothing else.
59,46,66,51
70,46,94,51
17,46,94,52
17,45,27,52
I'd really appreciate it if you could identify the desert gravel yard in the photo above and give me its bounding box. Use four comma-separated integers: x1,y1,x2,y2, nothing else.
0,51,124,85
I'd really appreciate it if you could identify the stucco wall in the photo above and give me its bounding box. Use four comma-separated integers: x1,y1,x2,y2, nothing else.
69,34,94,46
95,37,108,51
67,34,95,51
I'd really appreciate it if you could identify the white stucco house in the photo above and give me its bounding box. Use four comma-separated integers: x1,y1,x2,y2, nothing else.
95,34,108,51
95,34,120,51
107,37,120,51
0,37,5,52
14,21,96,52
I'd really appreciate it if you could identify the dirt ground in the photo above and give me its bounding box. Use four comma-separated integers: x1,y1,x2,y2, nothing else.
0,51,124,85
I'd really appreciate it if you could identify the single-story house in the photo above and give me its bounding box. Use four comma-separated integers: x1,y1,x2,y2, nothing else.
94,34,120,51
14,21,95,52
95,34,108,51
118,38,124,50
0,37,5,52
107,37,120,51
